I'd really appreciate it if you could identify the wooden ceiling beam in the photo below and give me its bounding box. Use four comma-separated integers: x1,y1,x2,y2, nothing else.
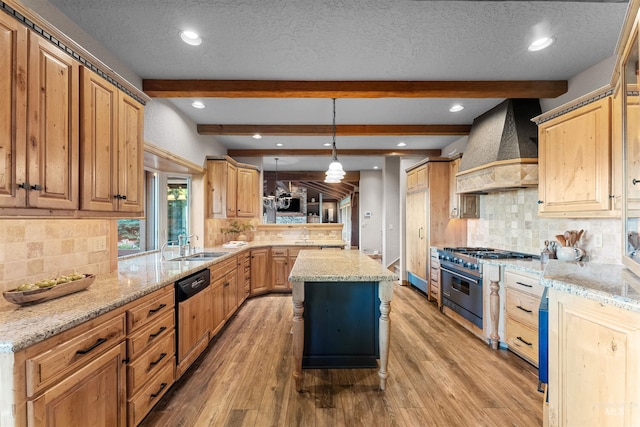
229,149,441,157
198,124,471,136
143,79,568,98
264,171,360,182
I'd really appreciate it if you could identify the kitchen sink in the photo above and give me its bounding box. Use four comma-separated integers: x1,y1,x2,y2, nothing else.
171,252,228,261
293,240,315,245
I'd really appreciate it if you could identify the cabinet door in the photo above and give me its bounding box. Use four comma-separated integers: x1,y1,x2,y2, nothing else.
211,276,225,336
29,342,126,427
271,255,289,290
226,162,238,218
27,32,79,210
177,287,211,364
117,91,144,213
538,97,612,214
237,167,258,217
549,291,640,426
405,191,428,280
223,269,238,319
80,68,117,211
0,13,27,208
250,248,270,294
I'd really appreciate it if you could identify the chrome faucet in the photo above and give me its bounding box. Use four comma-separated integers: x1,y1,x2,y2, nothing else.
160,240,177,260
178,234,195,256
301,226,309,241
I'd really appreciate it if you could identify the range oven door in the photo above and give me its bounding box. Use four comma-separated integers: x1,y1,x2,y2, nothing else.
441,266,483,328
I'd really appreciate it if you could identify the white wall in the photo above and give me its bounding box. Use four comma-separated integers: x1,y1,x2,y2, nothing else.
383,157,401,267
359,171,383,254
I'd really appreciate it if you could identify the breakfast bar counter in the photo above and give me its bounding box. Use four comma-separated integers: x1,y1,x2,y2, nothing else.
288,250,398,391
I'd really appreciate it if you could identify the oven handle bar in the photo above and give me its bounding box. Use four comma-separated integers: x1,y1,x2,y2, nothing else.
440,266,479,285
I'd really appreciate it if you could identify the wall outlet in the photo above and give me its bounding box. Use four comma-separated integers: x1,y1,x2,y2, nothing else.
93,236,107,251
593,233,603,248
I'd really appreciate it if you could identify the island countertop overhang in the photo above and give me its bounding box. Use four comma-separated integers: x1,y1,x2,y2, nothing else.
289,250,398,282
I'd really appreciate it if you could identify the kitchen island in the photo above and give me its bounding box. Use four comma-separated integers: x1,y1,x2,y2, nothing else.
288,250,398,392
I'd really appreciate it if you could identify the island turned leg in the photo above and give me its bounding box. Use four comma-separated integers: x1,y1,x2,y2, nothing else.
489,279,500,350
291,281,305,392
378,280,394,391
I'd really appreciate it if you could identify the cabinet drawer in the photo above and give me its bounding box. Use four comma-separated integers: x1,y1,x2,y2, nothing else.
128,310,174,361
127,356,175,427
26,313,126,397
505,319,539,366
127,330,175,397
504,271,543,298
430,268,439,283
127,288,175,333
210,257,236,276
271,248,288,256
506,288,540,328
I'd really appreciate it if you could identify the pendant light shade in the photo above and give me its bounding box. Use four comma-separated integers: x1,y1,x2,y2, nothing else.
325,98,345,183
263,158,292,209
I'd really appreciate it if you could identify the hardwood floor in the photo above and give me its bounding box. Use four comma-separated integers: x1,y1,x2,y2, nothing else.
141,284,543,426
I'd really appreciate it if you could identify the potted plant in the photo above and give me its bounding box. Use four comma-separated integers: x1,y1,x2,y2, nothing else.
220,220,254,241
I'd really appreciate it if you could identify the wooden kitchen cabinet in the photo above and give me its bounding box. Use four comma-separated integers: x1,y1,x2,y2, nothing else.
80,67,144,214
210,257,237,336
548,289,640,426
406,164,429,193
237,251,251,304
504,269,542,366
177,286,210,377
449,156,479,219
237,167,259,217
429,247,440,306
207,158,260,219
405,158,458,298
537,96,614,217
271,248,290,290
250,248,270,295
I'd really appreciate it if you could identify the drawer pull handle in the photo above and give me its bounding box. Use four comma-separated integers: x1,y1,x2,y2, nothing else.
516,305,532,313
76,338,108,355
516,281,533,288
149,352,167,367
149,326,167,339
149,303,167,314
516,336,533,346
151,382,168,398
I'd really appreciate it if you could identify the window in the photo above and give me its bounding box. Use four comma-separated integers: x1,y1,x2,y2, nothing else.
167,177,190,243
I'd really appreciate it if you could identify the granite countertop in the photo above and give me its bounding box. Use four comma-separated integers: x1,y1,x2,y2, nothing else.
0,240,344,353
289,250,398,282
541,260,640,313
481,258,547,274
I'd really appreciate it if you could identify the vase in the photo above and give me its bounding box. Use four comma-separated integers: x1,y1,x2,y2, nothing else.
236,233,247,242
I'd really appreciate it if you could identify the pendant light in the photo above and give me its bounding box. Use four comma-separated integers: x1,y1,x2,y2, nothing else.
263,158,292,209
325,98,345,183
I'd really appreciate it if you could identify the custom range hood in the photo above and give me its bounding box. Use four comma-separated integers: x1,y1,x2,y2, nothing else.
456,99,541,193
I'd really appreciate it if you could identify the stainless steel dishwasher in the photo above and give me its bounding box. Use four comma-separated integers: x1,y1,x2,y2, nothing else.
175,269,211,375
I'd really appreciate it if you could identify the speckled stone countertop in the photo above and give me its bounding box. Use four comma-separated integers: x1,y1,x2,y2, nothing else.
0,241,344,353
481,258,546,274
289,250,398,282
541,260,640,313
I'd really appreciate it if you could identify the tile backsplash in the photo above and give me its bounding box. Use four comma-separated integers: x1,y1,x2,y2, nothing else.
467,188,622,264
0,219,113,291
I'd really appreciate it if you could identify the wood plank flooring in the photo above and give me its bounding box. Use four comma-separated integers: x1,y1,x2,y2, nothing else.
141,284,543,426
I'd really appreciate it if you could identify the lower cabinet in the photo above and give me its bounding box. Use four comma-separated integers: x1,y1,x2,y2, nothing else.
548,290,640,427
271,248,290,290
429,248,440,306
504,269,542,366
210,257,238,336
237,252,251,305
250,248,270,295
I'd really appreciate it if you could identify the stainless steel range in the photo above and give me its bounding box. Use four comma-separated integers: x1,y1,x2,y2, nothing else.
437,247,538,328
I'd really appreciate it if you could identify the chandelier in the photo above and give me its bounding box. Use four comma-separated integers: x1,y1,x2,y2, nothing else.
263,158,292,209
325,98,345,183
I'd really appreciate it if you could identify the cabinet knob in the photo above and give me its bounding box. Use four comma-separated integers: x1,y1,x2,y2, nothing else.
30,184,42,191
536,200,543,205
633,179,640,186
17,182,29,190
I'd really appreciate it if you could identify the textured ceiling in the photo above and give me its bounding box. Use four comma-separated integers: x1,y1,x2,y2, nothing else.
48,0,629,171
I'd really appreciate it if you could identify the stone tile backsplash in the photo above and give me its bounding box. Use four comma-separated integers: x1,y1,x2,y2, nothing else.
467,188,622,264
0,219,112,292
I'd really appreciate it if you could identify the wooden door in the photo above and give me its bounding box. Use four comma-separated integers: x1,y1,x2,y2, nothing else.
0,13,27,208
237,167,258,217
405,191,427,280
210,275,225,336
177,287,211,364
80,67,117,211
27,32,79,210
271,255,289,290
117,91,144,213
223,269,238,319
250,248,270,294
549,290,640,426
29,342,126,426
226,162,238,218
538,97,612,214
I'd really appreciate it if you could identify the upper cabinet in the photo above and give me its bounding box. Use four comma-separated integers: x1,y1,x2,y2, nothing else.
207,158,259,219
449,156,479,219
0,21,80,211
537,96,615,217
80,68,144,214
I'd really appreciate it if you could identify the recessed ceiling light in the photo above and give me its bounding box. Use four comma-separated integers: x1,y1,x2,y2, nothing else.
373,166,379,169
528,37,554,52
449,104,464,112
180,30,202,46
191,101,205,109
397,142,407,147
252,133,262,139
276,143,283,147
323,142,332,147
